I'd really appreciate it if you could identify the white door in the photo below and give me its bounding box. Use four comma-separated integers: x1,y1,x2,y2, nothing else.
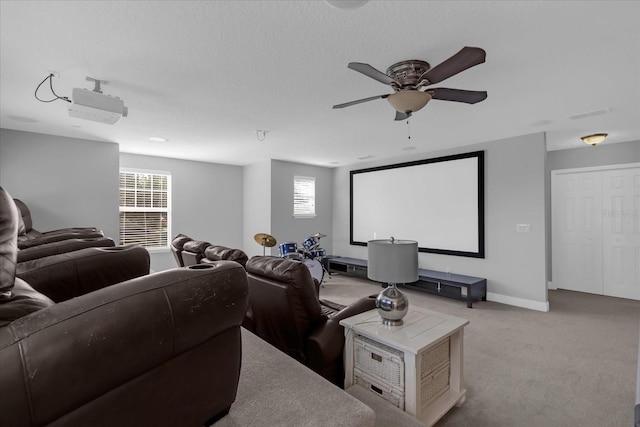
602,168,640,299
552,171,603,294
552,164,640,300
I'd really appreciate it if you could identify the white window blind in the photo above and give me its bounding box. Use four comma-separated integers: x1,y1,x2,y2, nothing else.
119,169,171,248
294,175,315,218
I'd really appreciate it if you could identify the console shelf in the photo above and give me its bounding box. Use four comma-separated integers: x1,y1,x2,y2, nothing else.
327,257,486,308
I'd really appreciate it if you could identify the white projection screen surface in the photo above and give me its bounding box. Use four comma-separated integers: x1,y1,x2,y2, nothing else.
350,151,484,258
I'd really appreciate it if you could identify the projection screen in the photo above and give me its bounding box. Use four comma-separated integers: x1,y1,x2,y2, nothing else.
350,151,484,258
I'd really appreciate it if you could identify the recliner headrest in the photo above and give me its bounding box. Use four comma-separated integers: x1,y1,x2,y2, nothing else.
12,199,31,234
183,240,210,254
170,233,192,250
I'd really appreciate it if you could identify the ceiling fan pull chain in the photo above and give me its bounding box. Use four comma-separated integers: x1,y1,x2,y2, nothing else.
407,120,411,140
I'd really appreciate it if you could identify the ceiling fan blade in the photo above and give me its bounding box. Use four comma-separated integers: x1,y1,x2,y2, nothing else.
420,47,486,85
348,62,398,86
394,111,412,121
428,87,487,104
332,94,390,109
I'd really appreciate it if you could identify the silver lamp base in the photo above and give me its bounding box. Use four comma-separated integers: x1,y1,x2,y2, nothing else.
375,283,409,326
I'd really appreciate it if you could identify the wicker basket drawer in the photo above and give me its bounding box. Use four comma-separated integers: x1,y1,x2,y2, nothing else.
355,368,405,410
354,334,405,388
420,337,450,380
420,362,450,409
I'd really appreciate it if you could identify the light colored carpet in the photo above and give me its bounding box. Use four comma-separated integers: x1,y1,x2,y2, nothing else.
319,273,640,427
217,329,375,427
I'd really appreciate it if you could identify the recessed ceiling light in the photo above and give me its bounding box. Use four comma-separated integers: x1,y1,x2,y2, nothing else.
149,137,168,142
329,161,340,165
325,0,368,10
357,155,375,160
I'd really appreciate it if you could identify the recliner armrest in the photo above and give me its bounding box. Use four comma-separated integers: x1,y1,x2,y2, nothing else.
329,295,377,323
306,296,376,377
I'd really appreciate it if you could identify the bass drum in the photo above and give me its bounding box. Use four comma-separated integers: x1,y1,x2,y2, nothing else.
304,259,324,283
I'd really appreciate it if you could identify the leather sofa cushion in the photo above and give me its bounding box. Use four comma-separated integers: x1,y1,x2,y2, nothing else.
183,240,210,254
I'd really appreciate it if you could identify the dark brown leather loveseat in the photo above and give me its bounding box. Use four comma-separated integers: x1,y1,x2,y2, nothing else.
244,256,376,387
1,187,249,426
13,198,104,249
171,234,249,268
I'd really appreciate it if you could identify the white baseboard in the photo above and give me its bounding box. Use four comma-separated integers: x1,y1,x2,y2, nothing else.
487,292,549,312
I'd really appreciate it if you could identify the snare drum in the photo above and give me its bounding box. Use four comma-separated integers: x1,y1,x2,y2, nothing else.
279,242,298,258
310,248,326,259
302,236,319,251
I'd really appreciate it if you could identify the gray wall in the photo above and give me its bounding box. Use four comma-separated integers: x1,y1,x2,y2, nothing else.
333,132,549,310
271,160,334,257
0,129,119,240
120,153,244,272
547,140,639,171
243,160,272,257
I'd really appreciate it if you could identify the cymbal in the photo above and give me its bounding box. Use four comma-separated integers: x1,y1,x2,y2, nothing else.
254,233,277,247
312,232,327,239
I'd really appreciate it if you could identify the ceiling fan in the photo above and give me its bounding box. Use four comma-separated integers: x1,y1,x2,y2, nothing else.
333,46,487,120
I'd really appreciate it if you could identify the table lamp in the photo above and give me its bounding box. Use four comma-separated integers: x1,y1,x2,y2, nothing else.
367,238,418,326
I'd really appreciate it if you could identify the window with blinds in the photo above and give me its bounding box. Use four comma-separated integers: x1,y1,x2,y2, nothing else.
294,175,316,218
119,170,171,248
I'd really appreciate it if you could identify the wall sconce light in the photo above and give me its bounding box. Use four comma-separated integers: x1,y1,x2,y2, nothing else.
581,133,608,146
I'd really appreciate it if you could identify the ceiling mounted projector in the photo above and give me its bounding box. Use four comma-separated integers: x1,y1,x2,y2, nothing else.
68,77,127,125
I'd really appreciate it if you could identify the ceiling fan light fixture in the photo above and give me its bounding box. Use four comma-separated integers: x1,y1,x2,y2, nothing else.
387,90,432,113
581,133,608,146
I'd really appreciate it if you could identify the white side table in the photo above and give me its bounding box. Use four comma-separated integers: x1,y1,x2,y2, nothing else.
340,307,469,427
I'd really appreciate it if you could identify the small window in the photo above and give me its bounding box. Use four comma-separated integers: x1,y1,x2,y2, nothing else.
119,169,171,248
293,175,315,218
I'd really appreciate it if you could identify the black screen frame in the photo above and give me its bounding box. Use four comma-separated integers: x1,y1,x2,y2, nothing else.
349,150,485,258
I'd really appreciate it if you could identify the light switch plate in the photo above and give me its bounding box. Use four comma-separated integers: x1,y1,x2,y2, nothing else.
516,224,531,232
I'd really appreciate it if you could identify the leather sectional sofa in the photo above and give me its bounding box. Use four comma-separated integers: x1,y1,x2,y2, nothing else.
1,187,249,426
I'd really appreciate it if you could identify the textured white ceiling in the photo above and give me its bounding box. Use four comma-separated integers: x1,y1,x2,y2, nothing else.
1,1,639,167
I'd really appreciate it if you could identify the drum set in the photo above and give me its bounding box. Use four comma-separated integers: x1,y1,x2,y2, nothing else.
253,231,330,284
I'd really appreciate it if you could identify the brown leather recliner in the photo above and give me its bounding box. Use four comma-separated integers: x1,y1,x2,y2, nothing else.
245,256,376,387
13,198,104,249
1,187,249,426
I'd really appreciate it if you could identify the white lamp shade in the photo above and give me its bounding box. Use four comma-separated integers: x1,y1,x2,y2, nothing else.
367,239,419,283
387,91,431,113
